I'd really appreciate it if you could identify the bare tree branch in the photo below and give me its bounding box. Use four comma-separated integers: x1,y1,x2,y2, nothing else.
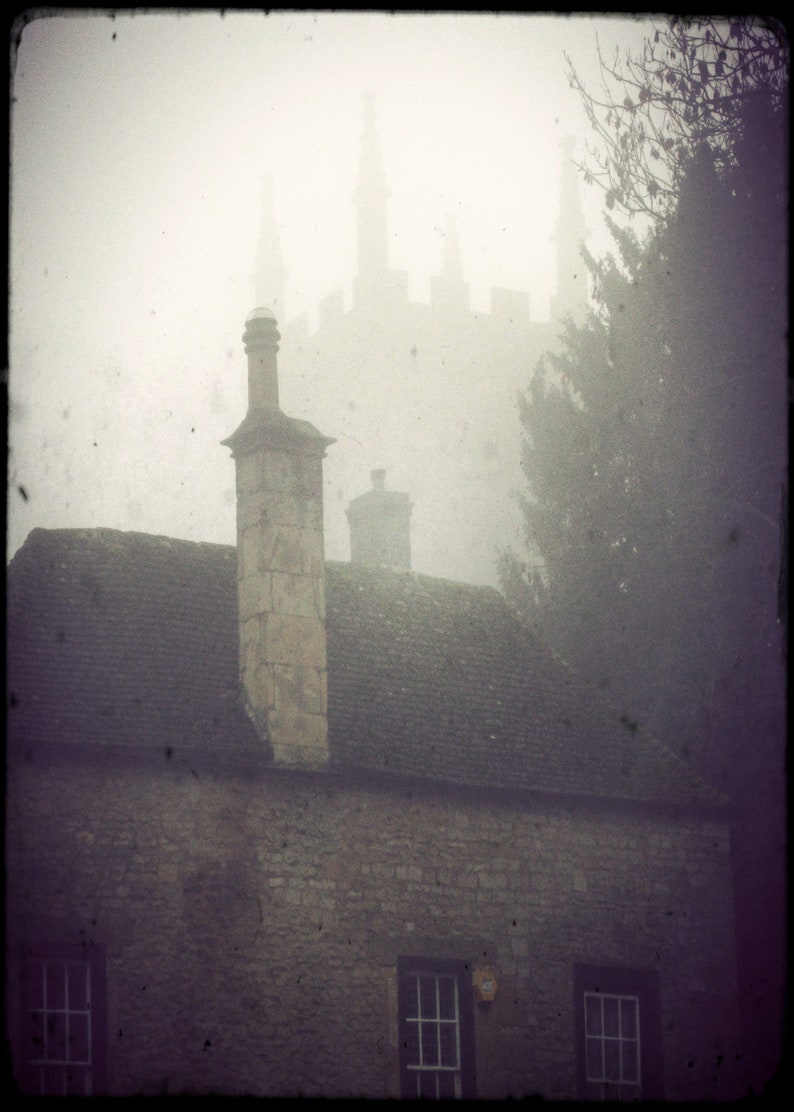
567,16,789,221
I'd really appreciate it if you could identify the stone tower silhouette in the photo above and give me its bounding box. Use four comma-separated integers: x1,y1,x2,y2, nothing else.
263,97,590,586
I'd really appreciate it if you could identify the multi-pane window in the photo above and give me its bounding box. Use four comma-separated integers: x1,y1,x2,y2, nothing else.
584,991,641,1101
18,948,106,1096
398,957,475,1099
575,965,663,1102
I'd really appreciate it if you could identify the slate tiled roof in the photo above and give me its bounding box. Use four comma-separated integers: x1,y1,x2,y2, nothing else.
7,528,722,808
6,528,255,754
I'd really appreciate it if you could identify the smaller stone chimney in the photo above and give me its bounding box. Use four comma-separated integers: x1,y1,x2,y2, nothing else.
347,469,412,569
222,307,335,769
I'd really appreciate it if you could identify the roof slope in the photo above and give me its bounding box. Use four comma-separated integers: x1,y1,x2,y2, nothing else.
7,528,722,808
7,528,256,753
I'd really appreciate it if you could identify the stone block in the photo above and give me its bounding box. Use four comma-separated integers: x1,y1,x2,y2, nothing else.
236,452,263,495
261,451,318,498
266,613,328,669
269,709,329,769
240,614,265,663
239,571,273,621
240,525,269,581
272,572,324,618
274,664,326,717
240,659,274,717
266,524,325,577
237,492,265,530
266,492,323,531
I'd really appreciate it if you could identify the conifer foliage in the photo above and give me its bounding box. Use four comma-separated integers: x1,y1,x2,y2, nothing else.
500,16,788,1093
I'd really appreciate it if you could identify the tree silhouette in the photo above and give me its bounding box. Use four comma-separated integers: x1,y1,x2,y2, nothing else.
567,16,788,219
501,24,788,1091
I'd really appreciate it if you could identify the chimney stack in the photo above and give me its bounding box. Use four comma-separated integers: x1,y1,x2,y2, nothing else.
223,307,335,769
243,306,280,412
347,469,412,569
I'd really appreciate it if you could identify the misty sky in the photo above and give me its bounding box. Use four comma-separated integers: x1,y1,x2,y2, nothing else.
8,10,655,573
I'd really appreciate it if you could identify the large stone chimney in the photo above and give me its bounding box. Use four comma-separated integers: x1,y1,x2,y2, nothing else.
222,307,335,769
347,469,412,569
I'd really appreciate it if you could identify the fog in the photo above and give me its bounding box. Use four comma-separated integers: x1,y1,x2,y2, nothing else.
8,10,652,580
6,12,787,1096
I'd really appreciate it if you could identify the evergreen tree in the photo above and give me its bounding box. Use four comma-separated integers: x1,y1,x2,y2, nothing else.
500,65,787,1092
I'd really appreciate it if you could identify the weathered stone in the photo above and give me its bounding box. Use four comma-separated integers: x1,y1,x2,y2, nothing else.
235,451,263,495
240,660,274,718
269,709,329,768
267,524,324,577
266,492,323,530
266,613,328,669
240,525,267,582
274,664,326,717
239,571,272,621
272,572,324,618
260,451,318,498
237,491,266,530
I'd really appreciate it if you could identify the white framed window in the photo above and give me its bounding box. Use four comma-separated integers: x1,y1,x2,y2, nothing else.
575,964,663,1102
398,957,475,1099
18,945,107,1096
584,990,641,1100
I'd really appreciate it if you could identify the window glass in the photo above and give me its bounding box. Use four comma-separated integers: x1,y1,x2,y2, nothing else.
419,975,437,1018
398,958,474,1100
18,948,106,1096
576,966,663,1102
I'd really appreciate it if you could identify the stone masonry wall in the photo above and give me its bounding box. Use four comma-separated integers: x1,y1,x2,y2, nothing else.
6,754,742,1098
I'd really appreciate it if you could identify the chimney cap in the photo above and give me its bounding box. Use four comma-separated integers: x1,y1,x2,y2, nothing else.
246,305,277,324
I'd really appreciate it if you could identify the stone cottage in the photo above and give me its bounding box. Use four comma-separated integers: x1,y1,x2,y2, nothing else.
5,308,742,1098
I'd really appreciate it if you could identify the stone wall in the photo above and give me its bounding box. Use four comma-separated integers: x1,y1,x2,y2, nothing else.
6,751,742,1098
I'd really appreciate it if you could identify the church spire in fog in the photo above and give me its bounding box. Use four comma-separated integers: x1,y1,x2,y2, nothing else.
430,212,470,311
354,92,391,295
550,136,590,324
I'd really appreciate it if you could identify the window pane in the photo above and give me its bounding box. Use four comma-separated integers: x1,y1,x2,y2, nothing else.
48,1012,67,1062
421,1022,439,1066
25,1009,45,1062
46,963,66,1011
23,961,44,1010
65,1066,91,1096
622,1039,639,1083
42,1065,66,1096
438,1070,459,1098
418,1070,438,1099
437,975,456,1019
67,963,89,1012
604,1038,621,1081
439,1022,459,1068
404,1021,421,1066
585,993,602,1036
68,1013,90,1063
603,996,620,1038
586,1036,603,1081
403,974,418,1018
621,997,637,1039
419,976,437,1018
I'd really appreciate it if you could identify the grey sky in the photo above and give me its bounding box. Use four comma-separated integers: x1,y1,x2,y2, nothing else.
8,10,653,569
